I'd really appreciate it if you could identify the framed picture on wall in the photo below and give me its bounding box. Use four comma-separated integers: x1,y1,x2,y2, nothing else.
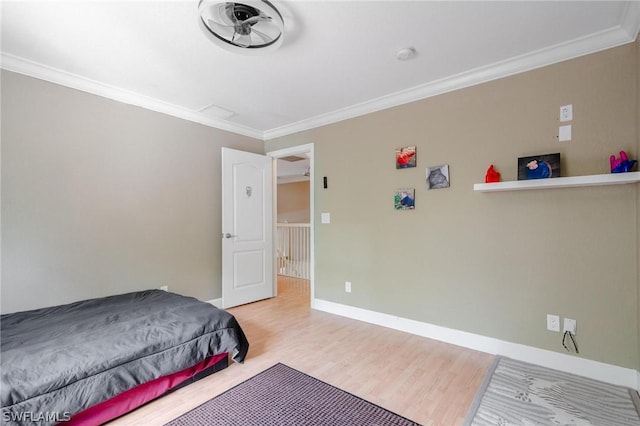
394,188,415,210
395,146,416,169
426,164,450,189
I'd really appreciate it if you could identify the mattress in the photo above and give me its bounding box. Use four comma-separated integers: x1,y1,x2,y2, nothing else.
68,353,229,425
1,290,249,426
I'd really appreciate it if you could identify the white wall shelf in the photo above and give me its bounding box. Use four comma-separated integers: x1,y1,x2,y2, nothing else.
474,171,640,192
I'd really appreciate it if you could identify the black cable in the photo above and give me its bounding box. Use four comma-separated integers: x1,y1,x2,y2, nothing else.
569,331,579,354
562,330,579,354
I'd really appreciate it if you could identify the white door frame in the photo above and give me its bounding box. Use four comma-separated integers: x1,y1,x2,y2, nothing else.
267,143,314,304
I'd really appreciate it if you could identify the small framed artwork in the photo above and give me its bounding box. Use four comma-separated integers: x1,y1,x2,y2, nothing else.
517,153,560,180
426,164,450,189
396,146,416,169
394,188,415,210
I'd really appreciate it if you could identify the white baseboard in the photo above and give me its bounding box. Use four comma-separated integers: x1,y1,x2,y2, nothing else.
206,298,223,308
311,298,639,390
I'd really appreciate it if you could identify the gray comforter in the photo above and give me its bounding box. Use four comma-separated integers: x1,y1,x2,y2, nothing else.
1,290,249,425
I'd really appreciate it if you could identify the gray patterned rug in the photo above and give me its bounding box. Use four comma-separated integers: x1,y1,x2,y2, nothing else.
464,356,640,426
165,363,420,426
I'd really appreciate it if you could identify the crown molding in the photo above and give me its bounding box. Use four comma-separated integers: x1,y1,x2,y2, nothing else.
0,53,264,140
620,1,640,41
264,13,640,140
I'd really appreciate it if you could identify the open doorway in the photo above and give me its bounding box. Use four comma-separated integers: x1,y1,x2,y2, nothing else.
267,144,314,305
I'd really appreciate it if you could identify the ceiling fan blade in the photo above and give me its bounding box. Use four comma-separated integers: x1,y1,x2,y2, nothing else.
242,15,271,26
250,28,274,44
224,2,239,24
233,32,252,48
206,18,236,39
207,18,235,30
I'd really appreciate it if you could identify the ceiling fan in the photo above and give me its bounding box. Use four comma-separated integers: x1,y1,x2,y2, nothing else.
198,0,284,54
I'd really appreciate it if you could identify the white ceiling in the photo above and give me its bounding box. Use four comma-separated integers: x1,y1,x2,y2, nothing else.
2,1,639,140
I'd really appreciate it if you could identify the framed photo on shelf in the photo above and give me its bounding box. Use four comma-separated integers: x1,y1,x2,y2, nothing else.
517,153,560,180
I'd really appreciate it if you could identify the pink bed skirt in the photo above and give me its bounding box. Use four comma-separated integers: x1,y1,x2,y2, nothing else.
67,353,229,426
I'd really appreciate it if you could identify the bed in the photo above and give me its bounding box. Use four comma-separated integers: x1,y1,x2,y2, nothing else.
1,289,249,425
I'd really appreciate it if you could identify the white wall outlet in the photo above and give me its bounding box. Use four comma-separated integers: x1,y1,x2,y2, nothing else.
547,314,560,332
160,286,168,291
563,318,577,335
560,104,573,122
345,281,352,293
321,212,331,224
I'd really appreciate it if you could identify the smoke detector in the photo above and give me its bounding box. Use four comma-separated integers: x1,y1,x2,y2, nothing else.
396,47,417,61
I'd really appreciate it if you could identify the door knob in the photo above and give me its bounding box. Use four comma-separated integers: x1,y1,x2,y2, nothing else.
223,233,237,239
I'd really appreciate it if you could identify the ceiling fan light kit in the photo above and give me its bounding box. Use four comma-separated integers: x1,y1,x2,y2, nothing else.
198,0,284,55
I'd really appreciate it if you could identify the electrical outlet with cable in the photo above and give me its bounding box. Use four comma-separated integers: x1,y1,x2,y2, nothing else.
563,318,576,335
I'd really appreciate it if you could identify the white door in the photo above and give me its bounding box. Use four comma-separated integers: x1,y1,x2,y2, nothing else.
221,148,274,308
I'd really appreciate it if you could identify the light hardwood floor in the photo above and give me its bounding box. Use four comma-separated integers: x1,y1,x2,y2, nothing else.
109,276,493,425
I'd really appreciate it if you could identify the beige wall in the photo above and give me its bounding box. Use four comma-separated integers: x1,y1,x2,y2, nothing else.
1,71,263,313
277,181,310,223
2,41,639,370
267,42,640,369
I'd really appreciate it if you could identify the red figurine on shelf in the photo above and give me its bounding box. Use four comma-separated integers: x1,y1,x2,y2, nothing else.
485,165,501,183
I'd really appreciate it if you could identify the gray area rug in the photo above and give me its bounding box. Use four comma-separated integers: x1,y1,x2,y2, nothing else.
464,356,640,426
165,363,420,426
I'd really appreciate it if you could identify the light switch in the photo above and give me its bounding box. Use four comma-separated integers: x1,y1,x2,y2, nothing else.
558,124,572,142
321,213,330,224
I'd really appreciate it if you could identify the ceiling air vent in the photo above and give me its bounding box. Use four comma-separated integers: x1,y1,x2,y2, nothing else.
280,155,306,162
